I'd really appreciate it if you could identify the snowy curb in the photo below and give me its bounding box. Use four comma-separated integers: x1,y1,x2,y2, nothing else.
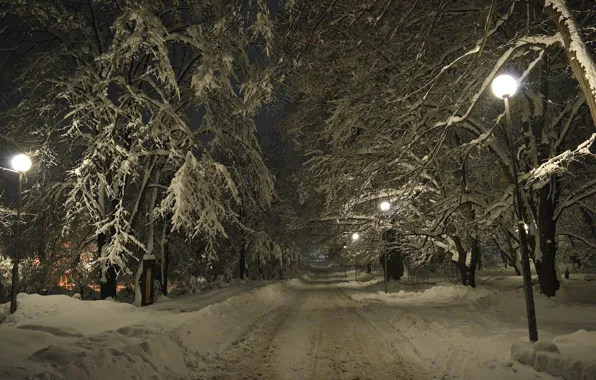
512,336,596,380
0,281,296,380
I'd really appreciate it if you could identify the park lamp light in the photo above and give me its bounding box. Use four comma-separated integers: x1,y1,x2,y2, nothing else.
491,74,518,99
8,153,31,315
492,73,538,343
11,154,32,173
379,201,391,212
351,232,360,241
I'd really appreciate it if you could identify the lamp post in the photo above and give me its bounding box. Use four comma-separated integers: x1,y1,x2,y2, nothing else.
492,75,538,342
379,201,391,293
351,232,360,280
7,154,32,314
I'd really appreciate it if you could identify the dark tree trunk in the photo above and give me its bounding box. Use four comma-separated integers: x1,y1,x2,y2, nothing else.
522,53,559,298
256,253,264,280
451,235,478,287
501,235,522,275
452,235,468,286
510,261,522,276
239,248,246,279
467,238,480,288
380,229,404,281
100,265,118,300
533,185,560,297
378,253,404,281
98,232,117,300
162,235,170,296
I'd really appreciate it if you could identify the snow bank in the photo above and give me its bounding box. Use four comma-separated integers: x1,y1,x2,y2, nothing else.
512,330,596,380
348,284,495,305
0,281,295,380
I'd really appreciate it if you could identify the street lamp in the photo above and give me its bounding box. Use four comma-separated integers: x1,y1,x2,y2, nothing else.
11,154,32,172
491,74,518,99
8,153,32,314
379,201,391,293
350,232,361,280
379,201,391,212
492,74,538,342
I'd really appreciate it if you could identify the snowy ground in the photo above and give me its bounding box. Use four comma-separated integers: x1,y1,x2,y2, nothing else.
0,266,595,380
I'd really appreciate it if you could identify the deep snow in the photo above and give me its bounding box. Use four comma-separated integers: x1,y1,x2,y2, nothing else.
0,266,595,380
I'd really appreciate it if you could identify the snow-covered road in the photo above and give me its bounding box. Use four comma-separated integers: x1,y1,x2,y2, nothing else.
202,285,427,380
2,267,595,380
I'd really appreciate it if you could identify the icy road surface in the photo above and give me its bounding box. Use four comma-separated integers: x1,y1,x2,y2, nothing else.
201,278,427,380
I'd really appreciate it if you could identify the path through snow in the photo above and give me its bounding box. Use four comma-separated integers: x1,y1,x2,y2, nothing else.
202,285,426,380
2,267,594,379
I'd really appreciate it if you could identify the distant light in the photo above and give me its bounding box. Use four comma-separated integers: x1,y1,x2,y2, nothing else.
343,245,347,249
491,74,518,99
351,232,360,241
11,154,32,172
379,201,391,212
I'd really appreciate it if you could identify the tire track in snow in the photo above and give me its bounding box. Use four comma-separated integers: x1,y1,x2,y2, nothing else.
199,285,428,380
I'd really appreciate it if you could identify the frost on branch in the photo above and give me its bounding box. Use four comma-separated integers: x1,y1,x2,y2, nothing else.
526,134,596,189
159,152,239,255
96,203,145,280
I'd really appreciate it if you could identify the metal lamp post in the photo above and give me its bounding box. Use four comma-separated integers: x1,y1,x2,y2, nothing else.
379,201,391,294
351,232,360,280
8,154,32,314
492,75,538,342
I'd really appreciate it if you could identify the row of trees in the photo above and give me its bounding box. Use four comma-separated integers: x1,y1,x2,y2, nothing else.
283,0,596,296
1,0,594,302
0,0,302,302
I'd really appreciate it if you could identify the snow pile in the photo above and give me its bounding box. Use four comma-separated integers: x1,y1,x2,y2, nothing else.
1,293,139,334
489,287,562,310
512,330,596,380
0,281,294,380
334,277,382,289
349,284,495,305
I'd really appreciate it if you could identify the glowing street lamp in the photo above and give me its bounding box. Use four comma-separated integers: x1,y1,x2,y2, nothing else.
491,74,518,99
351,232,360,241
7,154,32,314
379,201,391,212
492,74,537,342
378,201,391,293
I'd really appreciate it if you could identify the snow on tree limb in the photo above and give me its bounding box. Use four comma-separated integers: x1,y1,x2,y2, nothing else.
433,33,562,129
526,134,596,191
546,0,596,128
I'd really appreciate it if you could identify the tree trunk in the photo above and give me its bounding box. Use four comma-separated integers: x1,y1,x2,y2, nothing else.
163,232,170,296
501,235,522,275
451,235,468,286
239,248,246,279
467,237,480,288
279,250,283,279
451,235,478,287
133,261,144,306
257,253,264,280
98,232,117,300
533,184,560,297
381,229,405,281
100,265,118,300
379,253,404,281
